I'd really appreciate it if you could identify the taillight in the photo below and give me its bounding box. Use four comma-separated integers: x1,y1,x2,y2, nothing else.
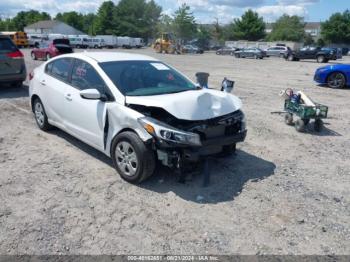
29,71,34,81
7,50,24,59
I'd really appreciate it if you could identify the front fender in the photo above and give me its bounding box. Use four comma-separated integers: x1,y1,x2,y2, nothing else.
105,103,152,157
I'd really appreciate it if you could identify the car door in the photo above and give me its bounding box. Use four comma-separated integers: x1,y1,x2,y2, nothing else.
40,58,73,125
63,59,110,150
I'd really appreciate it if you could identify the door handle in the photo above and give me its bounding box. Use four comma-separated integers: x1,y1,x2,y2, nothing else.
65,94,72,101
40,80,46,86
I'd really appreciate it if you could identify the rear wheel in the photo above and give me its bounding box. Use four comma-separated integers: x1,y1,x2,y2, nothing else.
33,98,52,131
111,132,155,184
317,55,325,63
285,113,293,125
287,55,294,61
327,72,346,89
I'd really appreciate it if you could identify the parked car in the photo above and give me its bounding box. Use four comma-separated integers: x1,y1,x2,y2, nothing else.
314,64,350,89
284,46,334,63
0,35,26,87
265,46,291,57
234,48,266,59
29,52,247,183
28,34,48,47
31,39,73,61
182,45,204,54
216,46,238,56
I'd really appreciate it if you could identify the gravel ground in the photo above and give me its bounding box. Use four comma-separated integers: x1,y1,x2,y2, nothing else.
0,48,349,255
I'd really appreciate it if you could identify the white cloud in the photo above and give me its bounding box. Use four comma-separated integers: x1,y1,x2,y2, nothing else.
256,5,307,22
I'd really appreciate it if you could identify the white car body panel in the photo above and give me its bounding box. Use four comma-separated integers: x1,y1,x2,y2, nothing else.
126,89,242,121
29,52,243,159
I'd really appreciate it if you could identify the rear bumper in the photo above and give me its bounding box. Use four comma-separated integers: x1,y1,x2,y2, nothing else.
0,71,26,83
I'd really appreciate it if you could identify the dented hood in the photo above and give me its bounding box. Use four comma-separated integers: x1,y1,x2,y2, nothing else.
125,89,242,121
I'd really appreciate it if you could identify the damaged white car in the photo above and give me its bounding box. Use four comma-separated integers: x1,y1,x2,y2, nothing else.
29,52,247,183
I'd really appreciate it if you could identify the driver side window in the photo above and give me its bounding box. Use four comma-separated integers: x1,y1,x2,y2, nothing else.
71,59,106,93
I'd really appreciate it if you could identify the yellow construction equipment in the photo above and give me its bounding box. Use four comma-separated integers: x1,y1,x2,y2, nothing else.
153,33,181,54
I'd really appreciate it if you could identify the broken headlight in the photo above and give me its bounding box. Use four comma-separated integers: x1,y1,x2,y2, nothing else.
138,117,201,146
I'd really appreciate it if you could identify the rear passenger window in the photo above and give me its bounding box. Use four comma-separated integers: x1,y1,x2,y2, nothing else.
50,58,73,81
45,62,53,73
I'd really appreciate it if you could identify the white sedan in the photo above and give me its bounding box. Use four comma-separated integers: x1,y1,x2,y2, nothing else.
29,52,247,183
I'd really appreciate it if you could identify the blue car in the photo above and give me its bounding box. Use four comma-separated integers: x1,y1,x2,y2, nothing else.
314,64,350,88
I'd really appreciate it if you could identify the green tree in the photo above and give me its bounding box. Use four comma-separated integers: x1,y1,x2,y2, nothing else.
267,14,305,42
157,14,173,33
114,0,162,38
11,10,51,31
196,25,211,49
55,12,84,32
172,4,196,41
82,13,97,35
94,1,116,35
229,10,265,41
321,10,350,44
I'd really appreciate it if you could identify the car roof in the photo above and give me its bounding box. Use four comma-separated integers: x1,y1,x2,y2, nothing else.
60,52,159,63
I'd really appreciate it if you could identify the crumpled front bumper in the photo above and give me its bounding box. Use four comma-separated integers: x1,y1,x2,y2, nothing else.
154,129,247,166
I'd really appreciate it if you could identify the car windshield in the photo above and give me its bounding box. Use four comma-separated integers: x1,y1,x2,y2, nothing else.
100,60,197,96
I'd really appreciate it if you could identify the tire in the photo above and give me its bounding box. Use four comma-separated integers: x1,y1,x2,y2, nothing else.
33,98,52,131
111,131,155,184
327,72,346,89
295,119,305,132
46,53,51,61
302,119,310,126
31,52,37,60
285,113,293,125
317,55,325,63
314,119,323,132
221,143,236,157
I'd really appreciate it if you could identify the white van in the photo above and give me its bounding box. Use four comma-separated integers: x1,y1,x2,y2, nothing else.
87,38,105,49
68,35,89,48
132,38,144,48
117,36,132,49
97,35,118,48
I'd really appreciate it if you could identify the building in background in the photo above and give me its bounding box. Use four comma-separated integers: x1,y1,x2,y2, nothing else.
24,20,84,35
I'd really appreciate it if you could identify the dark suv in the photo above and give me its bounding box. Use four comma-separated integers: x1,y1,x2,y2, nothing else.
285,46,334,63
0,35,26,87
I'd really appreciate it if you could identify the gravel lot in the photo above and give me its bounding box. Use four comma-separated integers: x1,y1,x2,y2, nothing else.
0,48,349,255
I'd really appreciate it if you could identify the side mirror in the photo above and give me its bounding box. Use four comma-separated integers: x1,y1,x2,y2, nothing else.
80,89,102,100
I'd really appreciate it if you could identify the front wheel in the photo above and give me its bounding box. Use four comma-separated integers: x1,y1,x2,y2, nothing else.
111,132,155,184
295,119,305,132
327,72,346,89
33,98,52,131
285,113,293,125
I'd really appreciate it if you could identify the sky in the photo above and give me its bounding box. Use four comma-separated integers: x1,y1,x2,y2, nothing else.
0,0,348,23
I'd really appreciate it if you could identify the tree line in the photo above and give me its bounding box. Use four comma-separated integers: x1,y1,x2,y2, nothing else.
0,1,349,45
